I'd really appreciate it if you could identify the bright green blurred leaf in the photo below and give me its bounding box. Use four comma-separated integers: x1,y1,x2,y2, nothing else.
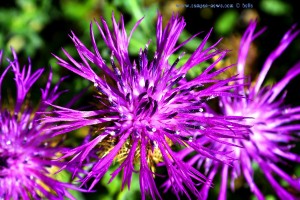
265,195,276,200
101,166,123,195
54,169,85,200
62,0,99,20
187,62,210,80
178,30,205,52
295,166,300,176
280,179,288,187
117,172,140,200
215,11,239,35
260,0,292,16
251,162,259,171
129,28,150,55
251,195,258,200
68,188,86,200
169,53,190,69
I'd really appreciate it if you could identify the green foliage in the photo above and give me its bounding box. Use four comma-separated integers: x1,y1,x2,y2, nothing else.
215,10,239,35
54,169,86,200
0,0,51,55
260,0,292,16
178,30,207,52
265,195,277,200
62,0,98,20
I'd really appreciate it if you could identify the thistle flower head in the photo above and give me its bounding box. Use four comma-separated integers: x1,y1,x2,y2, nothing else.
192,21,300,200
0,49,79,200
45,14,249,199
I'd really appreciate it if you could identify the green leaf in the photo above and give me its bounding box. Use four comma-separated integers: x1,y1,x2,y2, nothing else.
54,169,85,200
215,11,239,35
117,172,140,200
187,62,210,80
295,165,300,176
102,2,121,28
169,53,190,69
251,195,258,200
128,28,149,55
101,165,122,196
260,0,292,16
251,162,259,171
67,189,86,200
280,179,288,187
265,195,276,200
178,30,206,52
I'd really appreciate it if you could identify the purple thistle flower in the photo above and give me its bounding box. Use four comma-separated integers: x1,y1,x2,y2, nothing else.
181,21,300,200
44,14,249,199
0,49,82,200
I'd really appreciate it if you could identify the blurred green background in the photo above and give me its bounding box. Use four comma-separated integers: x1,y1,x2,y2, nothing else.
1,0,300,199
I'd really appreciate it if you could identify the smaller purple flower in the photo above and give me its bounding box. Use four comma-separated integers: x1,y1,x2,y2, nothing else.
0,49,81,200
176,21,300,200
